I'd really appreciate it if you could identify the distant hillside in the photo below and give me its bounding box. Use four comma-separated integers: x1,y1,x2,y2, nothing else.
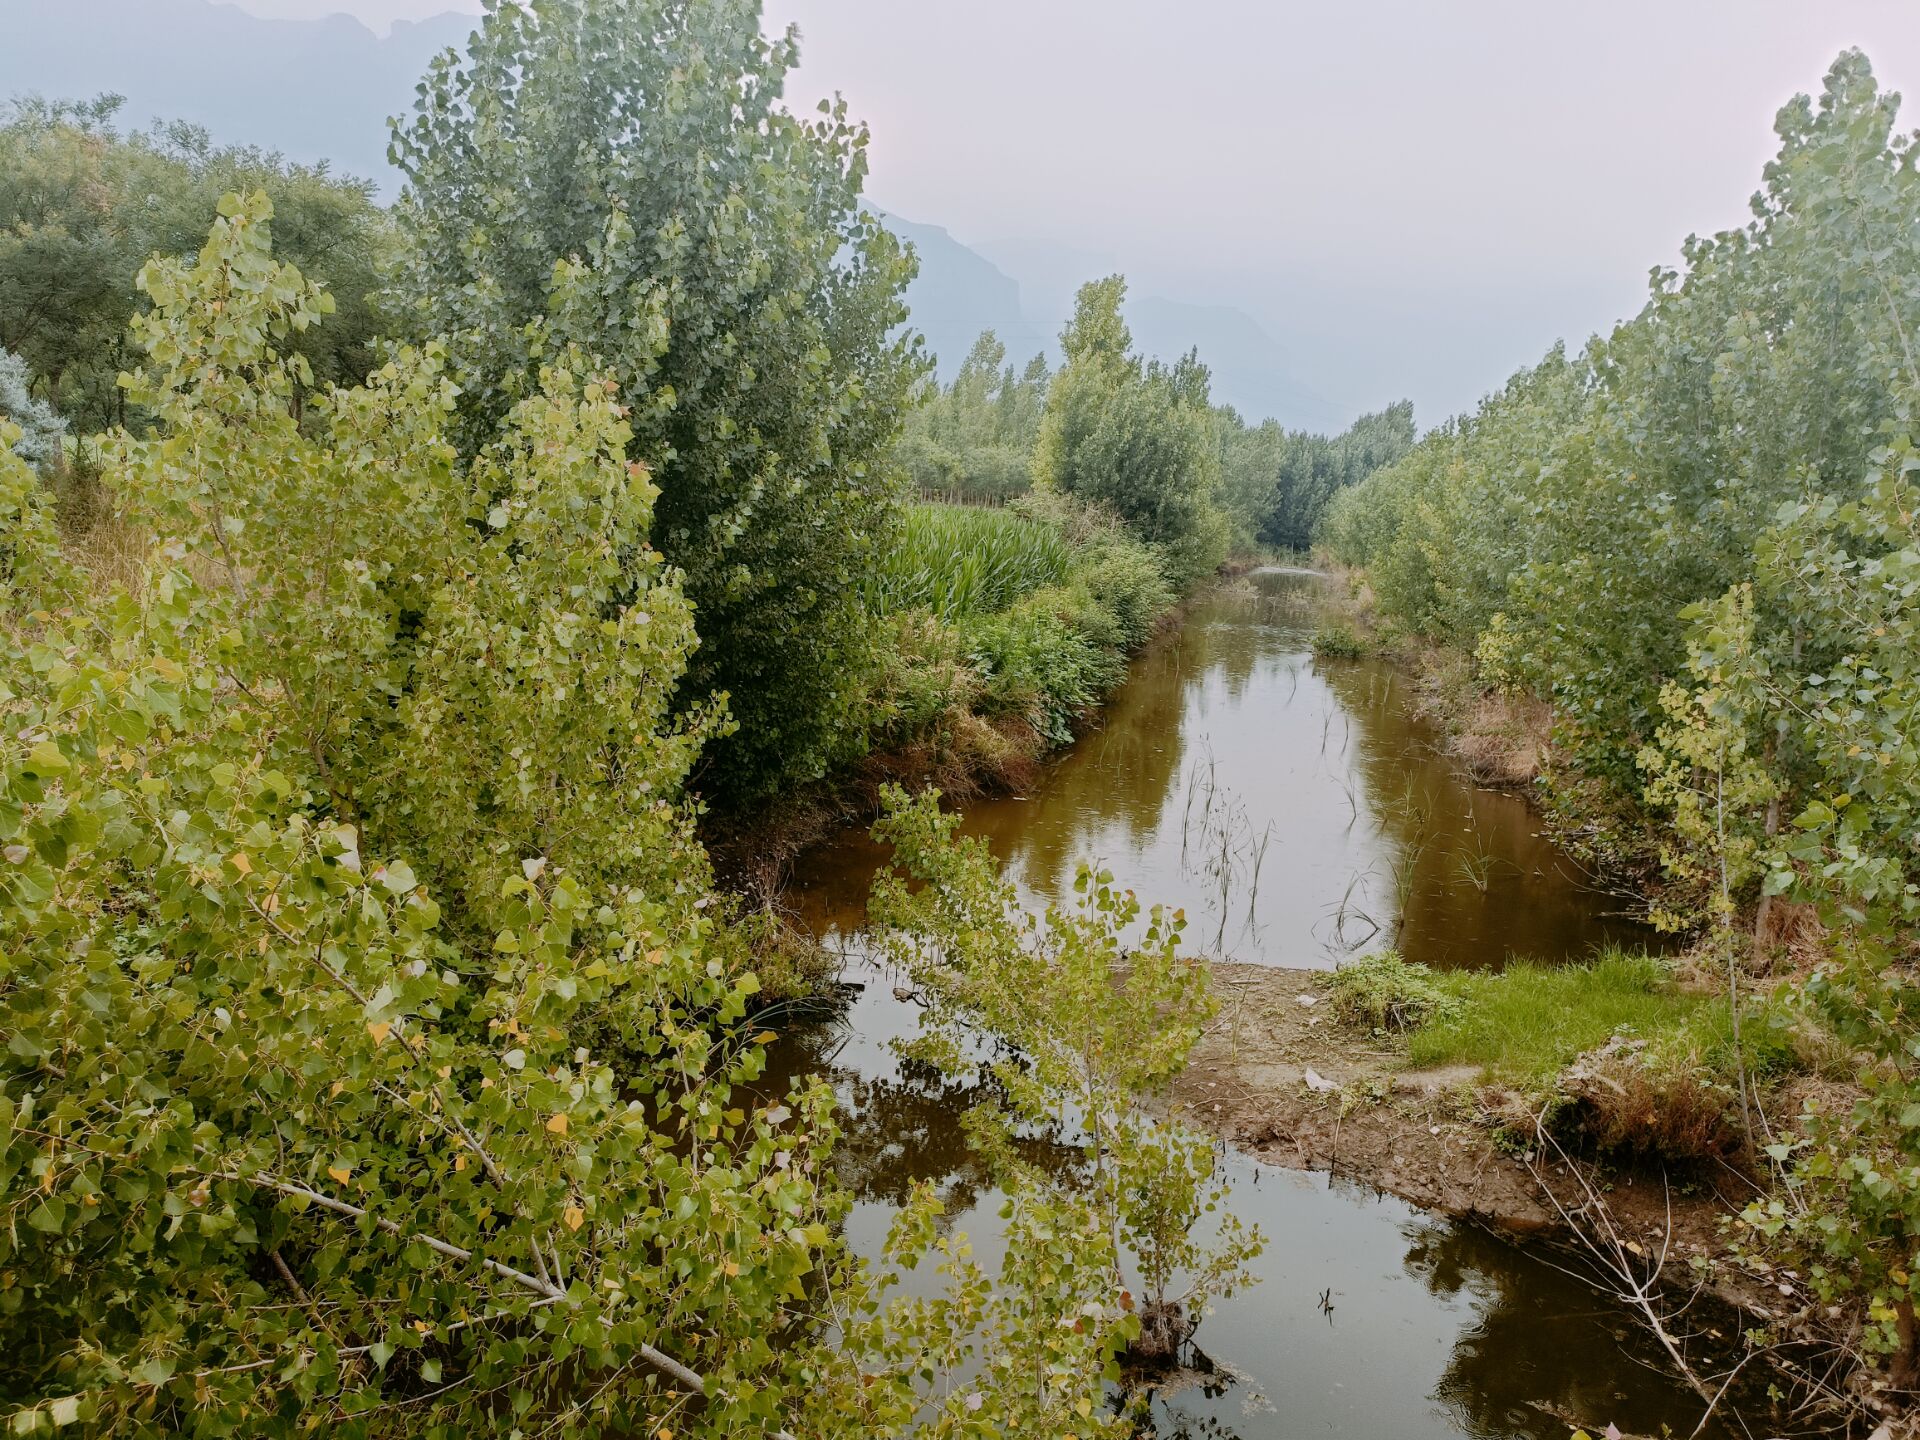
871,210,1025,381
4,0,474,189
1127,296,1341,431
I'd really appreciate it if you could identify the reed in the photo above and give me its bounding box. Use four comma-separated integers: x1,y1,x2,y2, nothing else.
864,502,1072,620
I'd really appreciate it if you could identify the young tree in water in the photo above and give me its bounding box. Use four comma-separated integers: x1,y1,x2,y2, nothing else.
871,787,1263,1367
388,0,921,806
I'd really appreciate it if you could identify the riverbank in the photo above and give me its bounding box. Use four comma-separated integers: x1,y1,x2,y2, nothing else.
707,538,1263,908
1170,957,1907,1432
1173,960,1759,1238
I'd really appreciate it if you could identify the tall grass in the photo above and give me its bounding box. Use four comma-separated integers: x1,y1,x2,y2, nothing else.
865,503,1072,620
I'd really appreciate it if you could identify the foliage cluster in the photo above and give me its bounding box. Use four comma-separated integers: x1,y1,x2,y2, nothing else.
1034,276,1231,586
1323,52,1920,799
862,493,1176,754
0,189,1244,1440
0,95,386,437
1218,399,1415,552
870,790,1262,1367
387,0,921,808
895,330,1050,503
0,347,62,467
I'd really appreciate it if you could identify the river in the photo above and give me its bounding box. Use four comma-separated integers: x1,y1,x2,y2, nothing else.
771,568,1736,1439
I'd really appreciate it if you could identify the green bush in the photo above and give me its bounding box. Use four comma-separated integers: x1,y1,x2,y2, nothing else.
1325,951,1461,1032
965,593,1103,745
1310,622,1367,660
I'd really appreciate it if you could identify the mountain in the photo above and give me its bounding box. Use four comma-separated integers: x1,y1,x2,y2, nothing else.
4,0,475,190
4,0,1340,428
1126,296,1342,431
871,210,1026,381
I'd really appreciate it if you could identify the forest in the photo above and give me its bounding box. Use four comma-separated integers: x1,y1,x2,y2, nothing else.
3,3,1920,1439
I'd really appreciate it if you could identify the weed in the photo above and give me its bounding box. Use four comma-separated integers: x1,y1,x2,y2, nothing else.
1310,622,1367,660
1324,950,1461,1032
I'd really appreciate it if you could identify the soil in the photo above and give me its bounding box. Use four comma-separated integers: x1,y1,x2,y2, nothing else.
1170,962,1772,1293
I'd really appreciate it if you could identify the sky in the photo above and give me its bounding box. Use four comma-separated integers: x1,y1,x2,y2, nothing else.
225,0,1920,426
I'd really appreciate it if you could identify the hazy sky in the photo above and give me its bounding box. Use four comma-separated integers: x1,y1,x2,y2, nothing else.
227,0,1920,424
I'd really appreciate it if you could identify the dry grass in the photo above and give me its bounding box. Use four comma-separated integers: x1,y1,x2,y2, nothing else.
1410,643,1552,787
1559,1038,1748,1165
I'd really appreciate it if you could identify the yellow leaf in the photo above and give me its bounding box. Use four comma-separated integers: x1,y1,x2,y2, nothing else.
563,1205,585,1232
454,1154,467,1173
367,1021,392,1046
327,1165,351,1185
436,1065,452,1079
723,1260,740,1277
753,1031,777,1045
228,851,252,876
330,1080,344,1097
645,949,666,966
546,1113,570,1135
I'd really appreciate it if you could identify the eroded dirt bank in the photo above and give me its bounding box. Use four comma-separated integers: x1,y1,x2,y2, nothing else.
1170,963,1773,1303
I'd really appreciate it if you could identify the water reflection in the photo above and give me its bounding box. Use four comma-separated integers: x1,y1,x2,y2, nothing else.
769,569,1739,1437
765,960,1745,1440
792,568,1662,970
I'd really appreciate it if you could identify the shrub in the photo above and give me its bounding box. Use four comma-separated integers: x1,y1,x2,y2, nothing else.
1559,1038,1745,1164
1325,951,1461,1032
1311,622,1367,660
965,593,1103,745
0,347,62,467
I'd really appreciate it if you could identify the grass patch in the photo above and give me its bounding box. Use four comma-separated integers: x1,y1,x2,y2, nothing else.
1326,950,1460,1031
1405,947,1706,1088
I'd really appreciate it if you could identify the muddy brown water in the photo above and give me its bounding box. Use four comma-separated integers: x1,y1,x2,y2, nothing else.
790,569,1659,969
772,569,1750,1439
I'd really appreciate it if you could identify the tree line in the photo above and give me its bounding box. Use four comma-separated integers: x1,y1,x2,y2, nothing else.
899,298,1415,555
1321,50,1920,1383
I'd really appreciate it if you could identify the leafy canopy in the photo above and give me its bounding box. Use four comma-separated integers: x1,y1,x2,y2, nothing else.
387,0,922,805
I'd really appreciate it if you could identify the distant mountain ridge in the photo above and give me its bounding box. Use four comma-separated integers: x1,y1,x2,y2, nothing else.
5,0,1338,428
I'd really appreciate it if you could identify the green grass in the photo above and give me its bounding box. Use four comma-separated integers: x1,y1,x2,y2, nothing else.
1405,947,1708,1087
865,503,1072,621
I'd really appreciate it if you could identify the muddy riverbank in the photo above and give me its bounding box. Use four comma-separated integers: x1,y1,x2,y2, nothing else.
1171,960,1758,1269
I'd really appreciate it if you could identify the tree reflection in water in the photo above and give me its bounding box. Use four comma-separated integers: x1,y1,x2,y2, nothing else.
1402,1216,1754,1440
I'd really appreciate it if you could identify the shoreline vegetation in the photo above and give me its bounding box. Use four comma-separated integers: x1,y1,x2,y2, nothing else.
1275,49,1920,1423
6,7,1920,1437
0,8,1419,1425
